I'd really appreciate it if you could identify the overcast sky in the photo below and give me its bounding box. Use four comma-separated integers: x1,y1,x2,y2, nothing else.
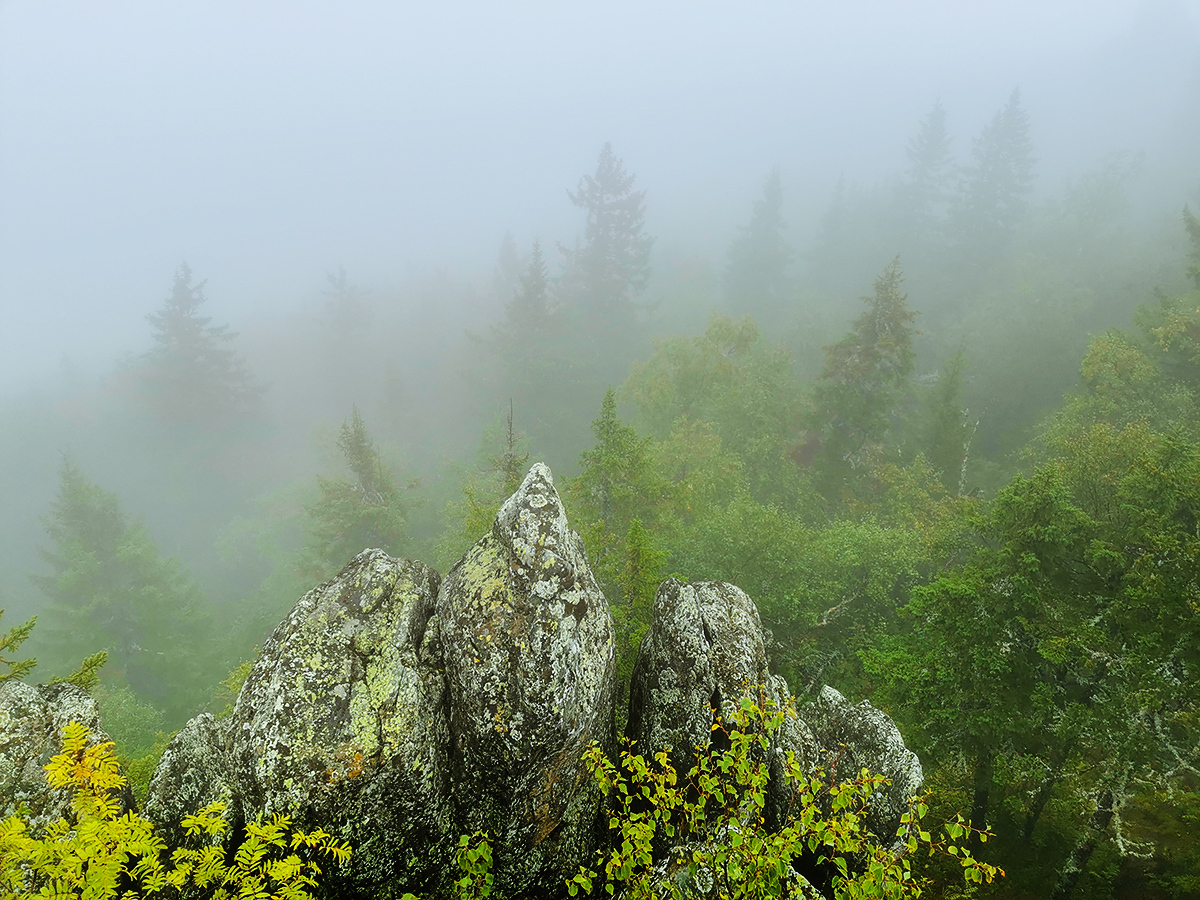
2,0,1198,390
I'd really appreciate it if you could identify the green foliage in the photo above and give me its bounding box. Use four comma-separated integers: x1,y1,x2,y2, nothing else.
613,518,667,725
672,497,928,698
813,258,918,495
622,314,807,505
33,458,212,719
1138,290,1200,390
0,721,351,900
92,682,172,805
454,832,495,900
305,405,406,576
55,651,109,692
869,415,1200,897
93,683,167,759
0,610,36,683
567,390,660,591
0,606,108,689
567,694,1001,899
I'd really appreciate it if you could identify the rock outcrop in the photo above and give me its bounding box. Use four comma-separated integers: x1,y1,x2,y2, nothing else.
0,681,134,834
627,578,779,754
130,462,922,900
438,461,615,897
148,550,451,897
624,577,919,854
144,462,614,899
795,685,924,844
143,711,234,849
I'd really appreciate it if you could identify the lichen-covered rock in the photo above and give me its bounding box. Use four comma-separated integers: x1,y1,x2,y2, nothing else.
228,550,451,898
627,578,790,755
796,685,924,844
437,462,615,898
0,681,134,833
143,712,234,849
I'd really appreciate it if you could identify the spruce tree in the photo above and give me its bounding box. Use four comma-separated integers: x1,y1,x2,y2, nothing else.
305,406,405,575
568,390,658,593
490,240,557,393
559,143,654,350
896,100,954,247
724,167,793,320
814,257,918,482
951,89,1036,265
139,264,262,426
33,459,212,717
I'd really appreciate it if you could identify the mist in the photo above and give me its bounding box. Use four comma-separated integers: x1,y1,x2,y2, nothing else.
2,3,1200,894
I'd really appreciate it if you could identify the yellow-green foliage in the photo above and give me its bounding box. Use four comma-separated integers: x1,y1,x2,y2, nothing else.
568,694,1002,900
453,832,494,900
0,721,351,900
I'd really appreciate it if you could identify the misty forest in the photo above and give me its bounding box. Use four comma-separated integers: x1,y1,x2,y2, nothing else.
2,4,1200,900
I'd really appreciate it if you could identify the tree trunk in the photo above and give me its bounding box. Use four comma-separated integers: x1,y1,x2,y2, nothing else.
1050,790,1115,900
1023,766,1061,841
969,752,993,847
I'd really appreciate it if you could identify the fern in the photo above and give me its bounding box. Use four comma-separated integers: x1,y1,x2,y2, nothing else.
0,721,351,900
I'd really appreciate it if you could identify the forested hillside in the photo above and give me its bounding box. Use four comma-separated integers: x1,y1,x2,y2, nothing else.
2,81,1199,899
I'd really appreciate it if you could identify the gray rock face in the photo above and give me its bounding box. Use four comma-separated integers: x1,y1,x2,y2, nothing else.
230,550,450,897
145,463,615,900
0,681,134,834
438,461,615,898
796,686,924,845
627,578,786,756
143,713,234,850
624,578,920,882
144,550,451,898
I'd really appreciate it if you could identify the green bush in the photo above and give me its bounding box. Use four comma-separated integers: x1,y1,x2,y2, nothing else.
569,694,1001,899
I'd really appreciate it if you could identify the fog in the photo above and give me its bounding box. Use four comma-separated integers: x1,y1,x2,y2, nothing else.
2,1,1197,383
4,4,1200,893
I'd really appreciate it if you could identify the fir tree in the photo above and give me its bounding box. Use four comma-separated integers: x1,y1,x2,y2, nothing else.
33,459,211,717
951,89,1036,264
724,167,793,320
814,258,918,482
305,407,405,575
559,143,654,347
138,263,262,426
896,100,954,246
